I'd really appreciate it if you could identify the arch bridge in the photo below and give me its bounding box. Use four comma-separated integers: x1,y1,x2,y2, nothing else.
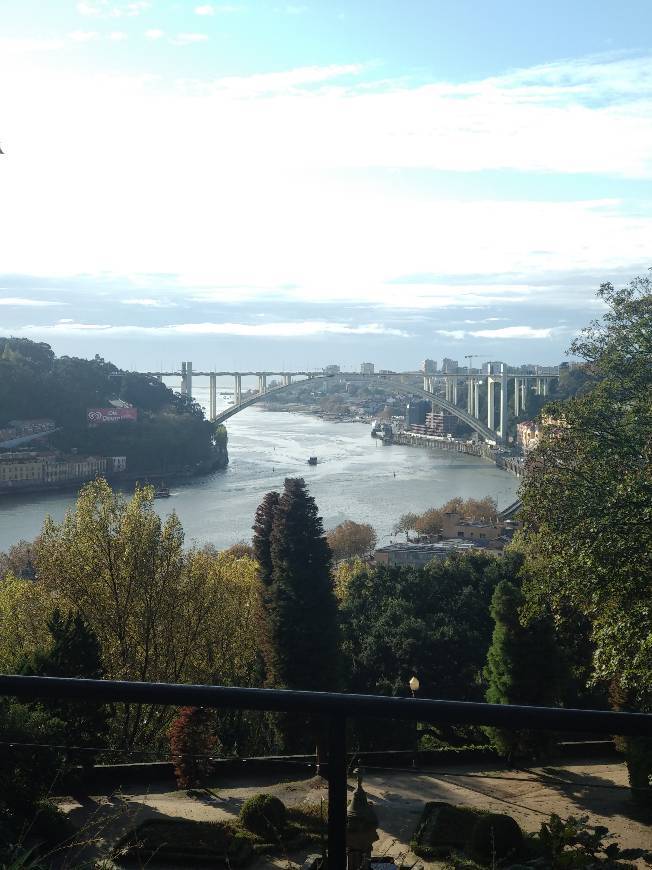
146,364,559,445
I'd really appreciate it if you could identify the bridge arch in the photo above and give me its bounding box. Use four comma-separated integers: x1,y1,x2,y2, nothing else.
214,375,500,443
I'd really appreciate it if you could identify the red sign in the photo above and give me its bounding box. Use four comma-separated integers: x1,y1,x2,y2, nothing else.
87,407,138,425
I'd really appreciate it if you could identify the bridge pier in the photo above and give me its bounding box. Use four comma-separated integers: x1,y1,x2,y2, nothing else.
452,379,458,405
209,373,216,421
542,378,549,397
283,374,292,387
234,373,242,405
180,361,193,399
257,373,267,395
514,377,520,416
473,379,480,418
487,377,496,430
499,364,508,440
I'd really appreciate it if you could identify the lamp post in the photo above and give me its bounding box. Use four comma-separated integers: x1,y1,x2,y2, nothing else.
409,675,420,768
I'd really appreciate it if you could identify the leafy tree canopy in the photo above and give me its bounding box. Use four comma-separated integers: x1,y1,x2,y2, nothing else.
518,277,652,707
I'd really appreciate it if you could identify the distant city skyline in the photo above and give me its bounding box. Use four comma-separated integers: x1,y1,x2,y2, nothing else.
1,0,650,368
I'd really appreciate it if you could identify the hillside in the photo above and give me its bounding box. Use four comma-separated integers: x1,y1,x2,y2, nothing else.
0,338,227,475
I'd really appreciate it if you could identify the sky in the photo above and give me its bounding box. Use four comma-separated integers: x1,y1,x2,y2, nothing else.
0,0,651,371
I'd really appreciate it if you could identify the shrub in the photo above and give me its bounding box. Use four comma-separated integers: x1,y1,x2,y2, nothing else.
239,793,287,839
469,813,523,866
169,706,220,789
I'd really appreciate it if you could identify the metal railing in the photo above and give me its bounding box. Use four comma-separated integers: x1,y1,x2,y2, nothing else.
1,675,651,867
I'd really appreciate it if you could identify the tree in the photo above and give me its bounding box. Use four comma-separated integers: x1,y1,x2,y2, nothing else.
393,512,419,537
21,609,108,767
34,479,259,749
326,520,377,563
169,707,220,789
484,581,560,762
340,551,522,749
255,478,340,752
517,276,652,793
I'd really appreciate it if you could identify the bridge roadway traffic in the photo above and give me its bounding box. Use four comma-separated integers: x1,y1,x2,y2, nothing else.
144,364,559,446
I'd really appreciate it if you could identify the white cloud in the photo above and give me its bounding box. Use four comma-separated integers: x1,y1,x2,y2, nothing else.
170,33,209,45
108,31,128,41
121,297,178,307
68,30,100,42
144,28,164,39
13,321,409,338
77,1,150,18
436,330,466,340
0,37,65,53
2,53,652,308
194,4,214,13
0,297,66,307
469,326,555,339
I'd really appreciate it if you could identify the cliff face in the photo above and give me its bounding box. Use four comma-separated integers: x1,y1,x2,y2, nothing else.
212,441,229,469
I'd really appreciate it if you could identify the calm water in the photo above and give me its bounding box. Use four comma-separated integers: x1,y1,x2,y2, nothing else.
0,381,519,552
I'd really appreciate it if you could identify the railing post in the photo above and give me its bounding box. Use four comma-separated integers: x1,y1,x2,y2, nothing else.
328,715,347,869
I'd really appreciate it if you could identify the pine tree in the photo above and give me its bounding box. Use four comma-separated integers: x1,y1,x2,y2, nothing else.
22,609,108,766
484,581,560,763
255,478,340,753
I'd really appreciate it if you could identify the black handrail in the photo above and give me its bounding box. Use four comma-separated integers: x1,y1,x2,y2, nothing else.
2,674,651,868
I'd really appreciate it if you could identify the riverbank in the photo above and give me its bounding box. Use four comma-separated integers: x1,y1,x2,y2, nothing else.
392,430,524,476
0,444,229,499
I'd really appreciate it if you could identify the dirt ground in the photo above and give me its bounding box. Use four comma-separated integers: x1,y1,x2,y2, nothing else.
59,757,652,868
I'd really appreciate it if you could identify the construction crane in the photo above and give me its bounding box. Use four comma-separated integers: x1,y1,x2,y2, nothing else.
464,354,478,373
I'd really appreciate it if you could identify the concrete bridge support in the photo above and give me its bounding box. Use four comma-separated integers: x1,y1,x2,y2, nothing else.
155,373,163,381
234,373,242,405
487,377,496,431
467,378,473,414
514,377,520,417
474,379,480,419
181,361,193,399
283,374,292,387
257,373,267,394
452,379,458,405
180,361,193,397
542,378,549,397
499,364,508,440
209,373,217,421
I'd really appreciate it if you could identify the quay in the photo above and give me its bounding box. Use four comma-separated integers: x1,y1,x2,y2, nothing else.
391,430,524,477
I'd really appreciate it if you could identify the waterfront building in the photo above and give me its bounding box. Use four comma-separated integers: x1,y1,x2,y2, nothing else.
420,359,437,374
517,420,540,452
0,452,127,489
405,400,429,428
425,411,457,435
441,358,458,373
360,362,375,375
0,452,46,483
375,539,480,567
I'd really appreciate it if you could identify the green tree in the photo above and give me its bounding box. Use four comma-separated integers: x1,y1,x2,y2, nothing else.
21,609,108,767
484,580,560,761
255,478,340,752
517,276,652,793
340,551,522,749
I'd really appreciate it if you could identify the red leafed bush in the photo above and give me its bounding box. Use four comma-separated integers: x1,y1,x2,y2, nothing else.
168,706,220,789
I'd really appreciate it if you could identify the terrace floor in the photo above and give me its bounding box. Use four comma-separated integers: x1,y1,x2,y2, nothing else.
59,757,652,868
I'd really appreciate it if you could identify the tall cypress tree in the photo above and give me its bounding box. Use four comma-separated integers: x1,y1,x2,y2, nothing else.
484,581,560,763
255,478,340,752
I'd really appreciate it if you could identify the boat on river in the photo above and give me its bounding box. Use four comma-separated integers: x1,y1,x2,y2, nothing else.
307,456,318,466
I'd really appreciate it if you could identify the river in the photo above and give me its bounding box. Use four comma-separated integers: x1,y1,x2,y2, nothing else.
0,383,520,552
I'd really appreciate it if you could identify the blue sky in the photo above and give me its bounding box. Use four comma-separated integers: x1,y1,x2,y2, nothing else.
0,0,651,370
